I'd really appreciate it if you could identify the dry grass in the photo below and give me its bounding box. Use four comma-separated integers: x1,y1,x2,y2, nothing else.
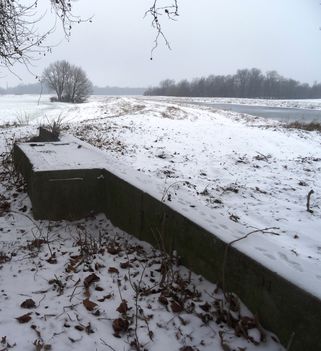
285,121,321,132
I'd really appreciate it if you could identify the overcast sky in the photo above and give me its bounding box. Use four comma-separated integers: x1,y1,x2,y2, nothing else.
2,0,321,88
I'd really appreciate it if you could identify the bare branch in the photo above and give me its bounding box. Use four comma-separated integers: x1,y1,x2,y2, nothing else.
0,0,88,72
306,189,314,213
144,0,179,59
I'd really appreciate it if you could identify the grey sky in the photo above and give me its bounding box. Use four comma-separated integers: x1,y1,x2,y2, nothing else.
2,0,321,88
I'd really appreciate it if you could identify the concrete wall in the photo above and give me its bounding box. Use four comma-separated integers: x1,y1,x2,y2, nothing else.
13,141,321,351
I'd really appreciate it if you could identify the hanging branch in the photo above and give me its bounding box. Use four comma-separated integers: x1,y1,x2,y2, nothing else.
0,0,88,71
145,0,179,59
0,1,179,72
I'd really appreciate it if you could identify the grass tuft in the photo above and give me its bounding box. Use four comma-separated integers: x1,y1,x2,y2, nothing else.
285,121,321,132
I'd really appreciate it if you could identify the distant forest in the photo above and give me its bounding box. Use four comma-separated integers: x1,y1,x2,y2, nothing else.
144,68,321,99
0,83,145,96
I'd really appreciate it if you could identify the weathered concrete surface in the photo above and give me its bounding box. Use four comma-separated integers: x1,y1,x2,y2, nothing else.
13,133,321,351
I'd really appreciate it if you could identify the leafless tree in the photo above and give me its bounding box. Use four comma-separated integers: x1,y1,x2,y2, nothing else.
144,68,321,99
0,0,179,73
42,60,70,101
64,65,93,103
42,60,92,103
0,1,82,71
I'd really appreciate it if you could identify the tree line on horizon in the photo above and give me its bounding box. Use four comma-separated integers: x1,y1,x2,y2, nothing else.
144,68,321,99
0,83,145,96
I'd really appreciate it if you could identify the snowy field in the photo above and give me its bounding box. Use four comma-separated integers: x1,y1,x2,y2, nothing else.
0,94,320,350
0,94,81,124
146,96,321,111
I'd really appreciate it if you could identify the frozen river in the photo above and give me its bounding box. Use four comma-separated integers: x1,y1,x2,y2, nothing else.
181,101,321,122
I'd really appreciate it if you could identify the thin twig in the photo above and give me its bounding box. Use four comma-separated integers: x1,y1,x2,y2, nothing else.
222,227,280,296
306,189,314,213
100,338,117,351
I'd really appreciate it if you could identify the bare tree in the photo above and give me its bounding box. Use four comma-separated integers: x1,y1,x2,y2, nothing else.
42,60,92,103
64,66,93,103
42,60,71,101
0,1,81,71
144,68,321,99
0,0,179,72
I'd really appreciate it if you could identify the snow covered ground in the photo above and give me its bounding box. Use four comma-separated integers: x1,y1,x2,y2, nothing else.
0,94,320,350
0,127,283,351
0,95,81,124
146,96,321,111
53,97,321,295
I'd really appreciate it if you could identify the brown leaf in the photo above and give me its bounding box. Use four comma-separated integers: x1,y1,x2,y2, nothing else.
83,298,97,311
108,267,119,274
16,313,32,323
107,244,121,255
116,300,128,314
74,325,84,331
95,262,105,270
112,318,129,336
84,273,100,288
120,261,131,269
20,299,36,309
240,316,257,329
171,300,183,313
67,254,83,273
158,295,168,305
97,294,112,302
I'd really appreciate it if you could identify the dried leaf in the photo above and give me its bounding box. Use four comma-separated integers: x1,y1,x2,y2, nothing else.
83,298,97,311
171,300,183,313
107,244,121,255
112,318,129,336
74,325,84,331
108,267,119,274
16,313,32,323
84,273,100,288
120,261,131,269
97,294,112,302
116,300,128,314
20,298,36,309
158,295,168,305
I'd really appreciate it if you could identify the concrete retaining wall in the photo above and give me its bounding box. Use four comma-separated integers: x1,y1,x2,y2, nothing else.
13,139,321,350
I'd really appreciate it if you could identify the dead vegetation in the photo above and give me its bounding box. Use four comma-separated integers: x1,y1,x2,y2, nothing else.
285,121,321,132
161,106,187,120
